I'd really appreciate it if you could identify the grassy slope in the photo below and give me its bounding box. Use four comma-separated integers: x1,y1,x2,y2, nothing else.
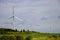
0,28,60,40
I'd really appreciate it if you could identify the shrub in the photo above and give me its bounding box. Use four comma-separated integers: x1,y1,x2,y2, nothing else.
27,30,29,32
25,36,32,40
52,35,57,38
48,35,57,38
58,35,60,37
23,29,25,32
16,36,23,40
20,30,23,32
0,36,15,40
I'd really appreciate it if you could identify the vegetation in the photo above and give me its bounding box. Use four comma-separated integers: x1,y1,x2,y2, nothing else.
0,28,60,40
25,36,32,40
16,36,23,40
0,35,15,40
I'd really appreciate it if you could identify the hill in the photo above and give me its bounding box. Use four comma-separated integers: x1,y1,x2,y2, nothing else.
0,28,60,40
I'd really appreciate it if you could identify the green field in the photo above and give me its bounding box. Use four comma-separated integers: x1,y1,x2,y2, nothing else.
0,28,60,40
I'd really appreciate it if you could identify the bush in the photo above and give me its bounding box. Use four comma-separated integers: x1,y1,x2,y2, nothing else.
25,36,32,40
0,36,15,40
27,30,29,32
20,30,22,32
52,35,57,38
23,29,25,32
0,30,7,34
16,36,23,40
48,35,57,38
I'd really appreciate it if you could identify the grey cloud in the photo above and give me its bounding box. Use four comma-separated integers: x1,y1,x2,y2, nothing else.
0,0,20,3
0,0,60,33
0,0,40,3
57,16,60,19
41,17,48,21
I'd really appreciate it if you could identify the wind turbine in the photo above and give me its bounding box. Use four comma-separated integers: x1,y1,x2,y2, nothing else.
9,6,23,30
4,6,31,30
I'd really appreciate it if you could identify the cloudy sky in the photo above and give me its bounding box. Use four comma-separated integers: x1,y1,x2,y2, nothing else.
0,0,60,33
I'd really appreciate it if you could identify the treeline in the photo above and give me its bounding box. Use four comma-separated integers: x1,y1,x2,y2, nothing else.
0,28,18,34
20,29,39,33
0,28,38,34
0,28,36,33
0,35,32,40
0,28,18,32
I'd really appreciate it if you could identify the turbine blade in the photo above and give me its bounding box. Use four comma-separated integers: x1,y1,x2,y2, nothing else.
15,16,23,21
8,16,13,19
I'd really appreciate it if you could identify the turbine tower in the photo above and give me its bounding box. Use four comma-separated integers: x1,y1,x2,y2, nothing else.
13,6,15,29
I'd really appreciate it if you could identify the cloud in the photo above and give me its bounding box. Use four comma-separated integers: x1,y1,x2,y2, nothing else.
0,0,21,3
57,16,60,19
0,0,60,33
41,16,48,21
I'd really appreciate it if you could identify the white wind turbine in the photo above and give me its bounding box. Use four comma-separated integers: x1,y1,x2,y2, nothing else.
8,6,23,30
4,6,32,30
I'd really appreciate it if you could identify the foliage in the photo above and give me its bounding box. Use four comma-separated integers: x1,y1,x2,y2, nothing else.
48,35,57,38
16,36,23,40
25,36,32,40
0,36,15,40
0,28,18,33
52,35,57,38
0,28,60,40
23,29,25,32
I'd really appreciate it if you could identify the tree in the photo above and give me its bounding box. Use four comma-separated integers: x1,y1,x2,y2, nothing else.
23,29,25,32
